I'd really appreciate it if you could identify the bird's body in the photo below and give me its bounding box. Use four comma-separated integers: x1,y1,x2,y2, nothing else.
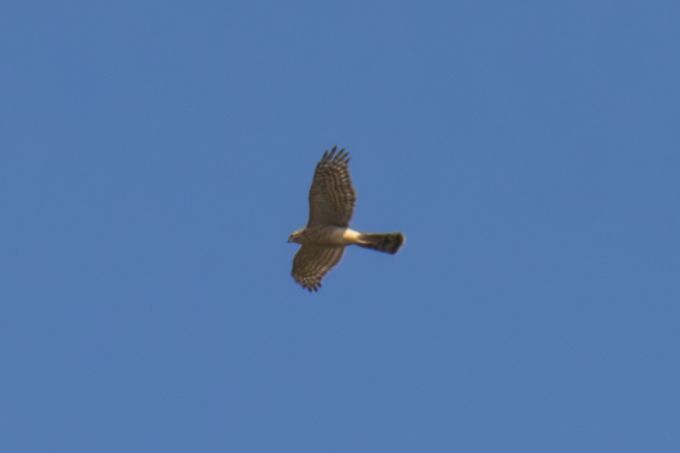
288,146,404,291
289,225,361,246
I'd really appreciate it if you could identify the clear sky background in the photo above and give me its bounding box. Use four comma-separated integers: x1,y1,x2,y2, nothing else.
2,1,679,452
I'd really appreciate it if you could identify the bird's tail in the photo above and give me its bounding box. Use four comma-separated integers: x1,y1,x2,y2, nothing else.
357,232,405,254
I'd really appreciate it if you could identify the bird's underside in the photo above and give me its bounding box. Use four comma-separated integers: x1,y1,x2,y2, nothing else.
288,146,404,292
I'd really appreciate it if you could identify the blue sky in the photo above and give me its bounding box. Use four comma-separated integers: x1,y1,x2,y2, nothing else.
2,1,679,451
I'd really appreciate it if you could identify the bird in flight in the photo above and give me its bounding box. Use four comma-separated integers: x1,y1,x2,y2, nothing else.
288,146,405,291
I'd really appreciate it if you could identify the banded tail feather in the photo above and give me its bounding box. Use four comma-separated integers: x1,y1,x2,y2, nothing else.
357,232,405,254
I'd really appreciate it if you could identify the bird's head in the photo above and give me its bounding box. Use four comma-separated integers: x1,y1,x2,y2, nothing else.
288,228,304,244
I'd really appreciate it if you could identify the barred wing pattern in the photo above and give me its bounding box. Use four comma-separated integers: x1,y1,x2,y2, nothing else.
307,146,356,227
292,245,345,292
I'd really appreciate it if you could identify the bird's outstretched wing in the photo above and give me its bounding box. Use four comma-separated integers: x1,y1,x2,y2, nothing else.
307,146,356,227
292,245,345,292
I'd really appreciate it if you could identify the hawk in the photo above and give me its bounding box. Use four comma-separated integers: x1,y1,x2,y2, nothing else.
288,146,405,291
